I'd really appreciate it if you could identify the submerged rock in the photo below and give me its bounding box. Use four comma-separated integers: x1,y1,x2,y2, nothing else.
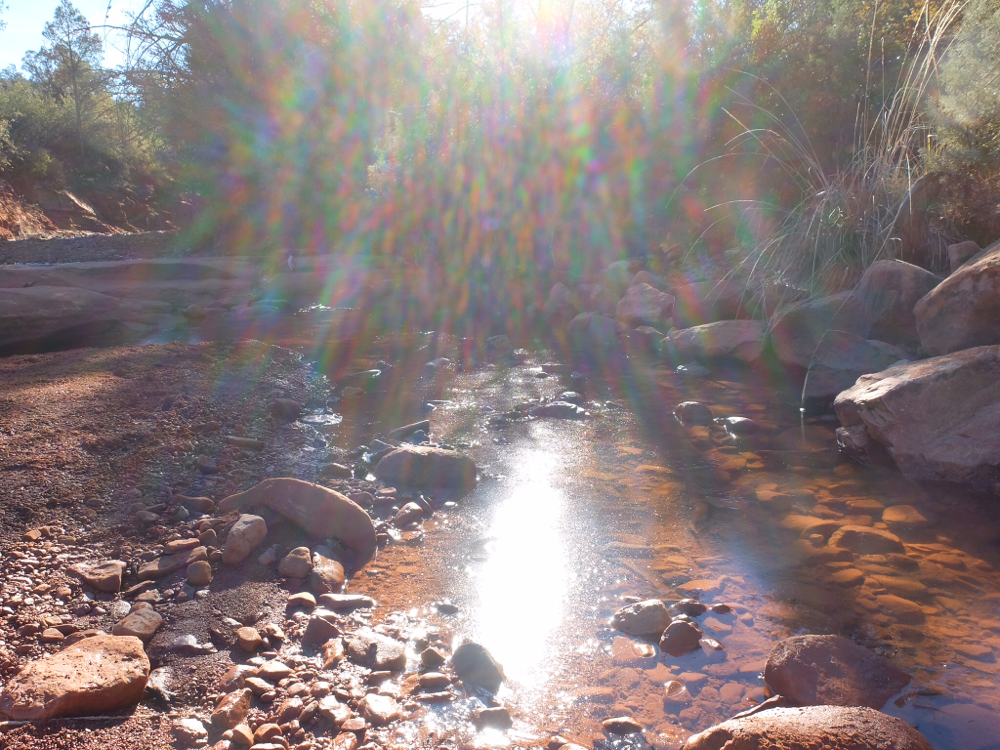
611,599,671,638
529,401,589,419
681,705,932,750
764,634,910,709
375,445,477,493
453,641,505,695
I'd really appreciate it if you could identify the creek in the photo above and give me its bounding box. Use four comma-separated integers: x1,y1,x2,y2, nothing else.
176,304,1000,750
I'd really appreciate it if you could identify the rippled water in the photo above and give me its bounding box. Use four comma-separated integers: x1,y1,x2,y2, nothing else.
207,307,1000,749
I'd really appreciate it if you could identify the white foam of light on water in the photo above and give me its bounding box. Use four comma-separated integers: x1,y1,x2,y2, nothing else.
470,438,569,694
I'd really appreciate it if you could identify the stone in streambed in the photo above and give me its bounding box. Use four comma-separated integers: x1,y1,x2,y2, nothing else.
345,629,406,671
453,640,505,695
71,560,126,593
681,705,932,750
187,560,213,585
375,445,477,493
827,526,903,555
764,634,910,709
310,546,346,594
278,547,313,578
222,515,268,565
659,619,704,656
138,546,208,580
112,609,163,642
218,479,376,568
0,635,149,720
611,599,671,637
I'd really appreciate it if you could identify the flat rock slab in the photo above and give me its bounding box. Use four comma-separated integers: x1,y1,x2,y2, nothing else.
112,609,163,642
138,546,208,580
764,634,910,708
345,629,406,671
0,634,150,720
71,560,126,592
682,705,932,750
219,479,376,568
375,445,477,493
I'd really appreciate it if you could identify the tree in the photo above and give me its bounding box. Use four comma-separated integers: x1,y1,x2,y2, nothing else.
22,0,104,155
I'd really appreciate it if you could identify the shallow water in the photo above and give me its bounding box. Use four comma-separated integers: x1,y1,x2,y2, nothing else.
203,307,1000,749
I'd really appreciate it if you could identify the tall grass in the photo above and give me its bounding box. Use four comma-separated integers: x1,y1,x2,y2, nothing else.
689,1,967,305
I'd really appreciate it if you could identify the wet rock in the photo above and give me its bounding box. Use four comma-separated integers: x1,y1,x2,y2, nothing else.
375,445,477,493
616,283,675,329
187,560,213,586
835,346,1000,486
345,629,406,671
278,547,313,578
223,515,268,565
875,594,925,624
112,608,163,642
474,706,514,730
219,479,377,567
882,505,931,529
669,599,708,618
664,680,693,704
310,548,346,594
71,560,126,593
827,526,903,555
670,321,765,363
268,398,301,422
421,646,447,669
212,688,252,729
681,705,932,750
360,693,400,726
530,401,589,419
558,391,585,406
801,330,909,408
453,640,505,695
674,401,713,427
319,593,376,611
764,634,910,708
659,619,704,656
302,609,342,645
393,502,424,527
0,634,149,720
322,639,346,668
611,599,671,637
603,715,644,735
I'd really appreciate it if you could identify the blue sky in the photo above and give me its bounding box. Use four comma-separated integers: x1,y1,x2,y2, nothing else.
0,0,133,71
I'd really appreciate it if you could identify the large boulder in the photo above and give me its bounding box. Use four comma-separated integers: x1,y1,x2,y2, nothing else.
566,312,625,350
848,260,940,350
682,706,932,750
0,286,171,353
834,346,1000,486
764,635,910,709
0,635,150,720
219,479,377,567
670,320,765,363
802,330,909,409
671,280,746,328
768,292,864,370
615,283,675,329
375,445,477,494
915,239,1000,355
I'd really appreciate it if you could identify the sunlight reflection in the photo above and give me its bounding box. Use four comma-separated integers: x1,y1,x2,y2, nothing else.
472,445,568,690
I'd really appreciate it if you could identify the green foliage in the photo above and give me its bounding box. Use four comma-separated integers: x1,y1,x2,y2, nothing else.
926,0,1000,239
